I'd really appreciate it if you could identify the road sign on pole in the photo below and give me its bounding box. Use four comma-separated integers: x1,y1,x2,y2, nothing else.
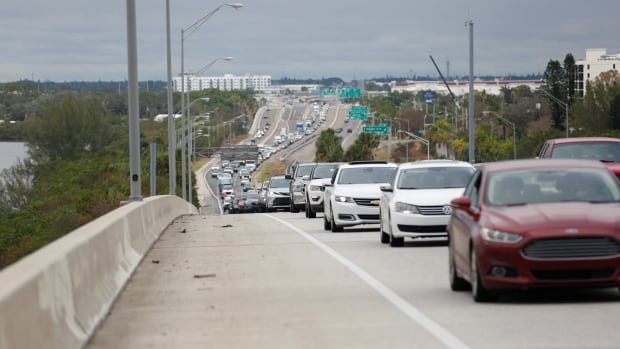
348,105,368,120
338,88,361,99
362,125,388,135
423,90,437,100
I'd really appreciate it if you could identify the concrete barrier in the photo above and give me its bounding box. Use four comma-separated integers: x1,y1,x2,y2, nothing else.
0,195,197,349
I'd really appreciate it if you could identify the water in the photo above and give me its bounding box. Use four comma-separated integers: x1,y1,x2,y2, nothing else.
0,142,28,172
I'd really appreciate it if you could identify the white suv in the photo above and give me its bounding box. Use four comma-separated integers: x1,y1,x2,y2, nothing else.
323,161,397,232
379,160,475,247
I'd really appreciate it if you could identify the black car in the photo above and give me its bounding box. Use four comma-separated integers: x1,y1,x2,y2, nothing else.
243,191,260,213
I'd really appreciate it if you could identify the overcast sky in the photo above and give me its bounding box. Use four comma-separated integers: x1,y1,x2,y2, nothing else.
1,0,618,83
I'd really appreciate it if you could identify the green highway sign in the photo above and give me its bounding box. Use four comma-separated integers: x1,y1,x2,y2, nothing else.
321,88,336,96
338,88,361,99
347,105,368,120
362,125,389,135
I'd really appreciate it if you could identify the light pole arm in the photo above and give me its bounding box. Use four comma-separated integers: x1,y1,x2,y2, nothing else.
183,3,243,39
538,87,569,138
539,88,567,109
193,57,234,76
398,130,430,160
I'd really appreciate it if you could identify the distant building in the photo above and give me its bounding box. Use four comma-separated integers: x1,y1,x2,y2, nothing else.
575,48,620,97
389,79,543,97
173,74,271,92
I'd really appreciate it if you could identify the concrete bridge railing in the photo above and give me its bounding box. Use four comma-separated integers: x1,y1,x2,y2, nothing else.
0,195,197,349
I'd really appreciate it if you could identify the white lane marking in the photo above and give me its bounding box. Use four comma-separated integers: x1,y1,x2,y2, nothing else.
266,214,469,349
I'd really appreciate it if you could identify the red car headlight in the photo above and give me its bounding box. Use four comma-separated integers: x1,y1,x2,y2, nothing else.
480,227,522,244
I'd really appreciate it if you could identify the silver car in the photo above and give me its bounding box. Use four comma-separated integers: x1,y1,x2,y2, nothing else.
266,175,293,212
286,162,316,213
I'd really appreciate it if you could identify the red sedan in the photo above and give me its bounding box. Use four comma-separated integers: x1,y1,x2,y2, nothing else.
447,159,620,302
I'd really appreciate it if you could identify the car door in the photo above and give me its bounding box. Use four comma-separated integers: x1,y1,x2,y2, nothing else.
449,169,483,276
380,168,399,230
323,167,340,221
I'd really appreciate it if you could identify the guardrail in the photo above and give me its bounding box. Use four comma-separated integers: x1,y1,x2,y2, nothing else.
0,195,197,349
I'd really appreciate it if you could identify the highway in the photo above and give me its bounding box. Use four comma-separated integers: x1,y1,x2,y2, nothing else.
87,210,620,349
86,99,620,349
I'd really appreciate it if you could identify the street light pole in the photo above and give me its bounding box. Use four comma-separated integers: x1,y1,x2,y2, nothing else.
126,0,142,201
165,0,176,195
398,130,430,160
186,57,232,205
539,87,569,138
179,3,242,203
395,118,410,162
483,111,516,160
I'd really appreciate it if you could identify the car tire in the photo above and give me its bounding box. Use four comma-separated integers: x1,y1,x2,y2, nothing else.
470,248,494,302
388,213,404,247
323,211,331,230
306,197,316,218
379,210,389,244
330,208,343,232
307,205,316,218
290,201,300,213
449,246,469,291
389,235,404,247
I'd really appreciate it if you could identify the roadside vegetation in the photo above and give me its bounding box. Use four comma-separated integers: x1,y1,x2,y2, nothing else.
0,86,257,268
1,52,620,268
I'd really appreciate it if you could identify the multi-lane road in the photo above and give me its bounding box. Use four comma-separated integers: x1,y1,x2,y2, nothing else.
87,210,620,349
87,100,620,349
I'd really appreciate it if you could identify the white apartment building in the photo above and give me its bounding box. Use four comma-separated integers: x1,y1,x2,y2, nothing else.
575,48,620,97
173,74,272,92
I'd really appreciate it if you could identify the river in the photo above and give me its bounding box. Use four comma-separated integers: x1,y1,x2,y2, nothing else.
0,142,28,172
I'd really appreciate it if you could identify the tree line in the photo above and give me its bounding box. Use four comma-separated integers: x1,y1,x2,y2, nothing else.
0,88,257,268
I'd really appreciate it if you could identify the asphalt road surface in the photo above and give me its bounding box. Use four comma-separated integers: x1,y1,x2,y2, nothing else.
87,210,620,349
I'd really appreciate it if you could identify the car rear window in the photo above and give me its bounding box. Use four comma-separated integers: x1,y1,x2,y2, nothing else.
337,167,396,184
551,141,620,162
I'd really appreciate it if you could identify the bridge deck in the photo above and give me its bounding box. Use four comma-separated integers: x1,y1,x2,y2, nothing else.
86,213,435,349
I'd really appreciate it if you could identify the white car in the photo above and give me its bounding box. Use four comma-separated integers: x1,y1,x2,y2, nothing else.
323,161,398,232
304,162,342,218
379,160,475,247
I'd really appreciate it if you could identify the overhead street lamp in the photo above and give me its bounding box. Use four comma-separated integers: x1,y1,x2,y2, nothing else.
394,117,411,162
185,58,233,205
482,111,516,160
538,87,569,138
398,130,430,160
179,2,242,202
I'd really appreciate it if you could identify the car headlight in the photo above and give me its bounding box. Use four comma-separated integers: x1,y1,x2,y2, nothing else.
480,227,522,243
309,185,322,191
394,202,420,214
292,183,303,191
334,195,354,203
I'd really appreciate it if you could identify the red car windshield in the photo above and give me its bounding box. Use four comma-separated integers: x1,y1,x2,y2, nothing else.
486,168,620,206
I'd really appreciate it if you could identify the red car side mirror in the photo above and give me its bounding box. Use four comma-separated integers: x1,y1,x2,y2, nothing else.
451,196,480,220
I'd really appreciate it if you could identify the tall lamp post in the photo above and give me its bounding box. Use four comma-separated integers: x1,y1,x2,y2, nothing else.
165,0,176,195
538,87,569,138
483,111,516,160
180,2,242,202
394,117,410,162
126,0,142,201
398,130,430,160
185,57,233,205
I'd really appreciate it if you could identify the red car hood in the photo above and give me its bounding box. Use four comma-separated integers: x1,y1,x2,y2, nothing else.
484,202,620,233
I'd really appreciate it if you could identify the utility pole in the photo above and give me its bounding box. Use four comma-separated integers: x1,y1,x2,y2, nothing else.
467,20,475,164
